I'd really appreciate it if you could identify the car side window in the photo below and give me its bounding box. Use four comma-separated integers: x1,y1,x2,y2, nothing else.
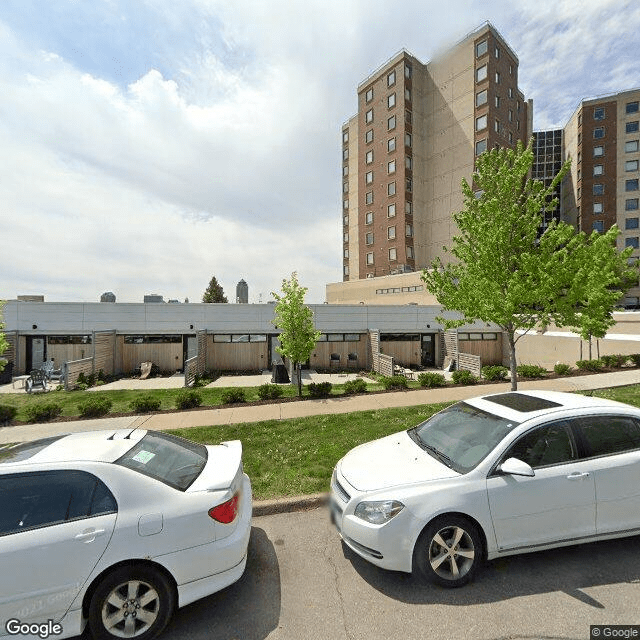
504,422,576,468
578,415,640,457
0,470,117,536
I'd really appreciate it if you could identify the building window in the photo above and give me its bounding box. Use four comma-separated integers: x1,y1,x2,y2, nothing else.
593,220,604,233
343,148,348,161
626,179,639,191
476,114,487,131
405,201,412,214
495,46,500,58
593,164,604,176
593,202,603,214
405,133,412,147
387,226,396,240
626,198,639,210
406,245,414,259
508,87,514,98
387,70,396,87
343,232,348,242
388,93,396,109
594,145,604,157
594,127,605,139
627,121,640,134
476,64,487,82
508,132,513,144
405,87,411,101
626,218,639,230
344,248,349,258
342,130,348,143
406,177,412,192
405,110,412,125
625,160,639,171
343,165,348,177
365,108,373,124
495,95,500,108
366,149,373,164
593,184,604,195
343,265,349,276
476,89,487,107
388,182,396,196
405,155,412,170
388,114,396,130
508,109,513,122
594,107,605,120
475,139,487,155
476,39,488,57
577,169,581,181
626,140,639,153
626,237,640,249
343,214,349,226
389,247,397,261
388,159,396,174
388,137,396,152
626,101,639,114
387,203,396,217
343,181,348,193
343,199,349,210
365,232,374,245
365,129,373,144
495,71,500,83
406,223,413,237
509,64,513,75
366,252,374,265
365,87,373,103
494,119,500,132
405,64,412,79
365,211,373,224
365,170,373,185
366,191,373,205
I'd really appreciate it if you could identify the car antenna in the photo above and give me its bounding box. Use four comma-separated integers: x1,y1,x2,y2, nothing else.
125,427,138,439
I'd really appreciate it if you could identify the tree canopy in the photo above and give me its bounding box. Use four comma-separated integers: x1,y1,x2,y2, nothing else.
272,272,321,396
202,276,228,303
0,302,9,372
422,140,636,390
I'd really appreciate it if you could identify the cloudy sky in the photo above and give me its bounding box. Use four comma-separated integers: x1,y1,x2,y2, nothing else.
1,0,639,304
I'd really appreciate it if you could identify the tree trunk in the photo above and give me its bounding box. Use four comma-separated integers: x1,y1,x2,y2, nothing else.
507,329,518,391
295,361,302,397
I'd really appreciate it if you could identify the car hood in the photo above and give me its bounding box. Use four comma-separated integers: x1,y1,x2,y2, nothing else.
339,431,459,492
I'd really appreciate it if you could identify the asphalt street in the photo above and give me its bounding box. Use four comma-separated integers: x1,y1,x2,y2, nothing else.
87,506,640,640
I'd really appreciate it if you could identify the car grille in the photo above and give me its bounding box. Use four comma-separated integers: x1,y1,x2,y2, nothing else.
332,473,351,504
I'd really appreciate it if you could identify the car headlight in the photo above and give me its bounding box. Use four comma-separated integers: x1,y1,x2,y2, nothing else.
354,500,404,525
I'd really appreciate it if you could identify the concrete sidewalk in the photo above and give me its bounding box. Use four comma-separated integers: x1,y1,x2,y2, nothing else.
2,368,640,445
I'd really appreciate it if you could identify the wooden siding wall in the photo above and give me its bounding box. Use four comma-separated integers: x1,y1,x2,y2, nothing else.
197,331,207,374
94,331,116,375
378,353,395,377
66,357,93,389
47,343,94,368
370,331,380,373
458,353,482,377
310,341,369,369
120,342,183,374
459,336,503,365
207,339,268,372
378,340,421,367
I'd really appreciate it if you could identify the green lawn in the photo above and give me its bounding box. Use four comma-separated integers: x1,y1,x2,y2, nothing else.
166,385,640,501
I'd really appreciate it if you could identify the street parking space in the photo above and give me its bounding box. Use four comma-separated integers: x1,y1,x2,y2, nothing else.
83,506,640,640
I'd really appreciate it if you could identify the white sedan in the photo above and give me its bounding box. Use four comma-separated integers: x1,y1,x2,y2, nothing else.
330,390,640,587
0,429,252,639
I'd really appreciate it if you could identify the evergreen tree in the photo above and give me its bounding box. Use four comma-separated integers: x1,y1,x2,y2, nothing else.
202,276,228,303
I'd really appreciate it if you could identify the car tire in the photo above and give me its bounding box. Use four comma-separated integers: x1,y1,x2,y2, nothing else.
413,515,483,588
88,565,175,640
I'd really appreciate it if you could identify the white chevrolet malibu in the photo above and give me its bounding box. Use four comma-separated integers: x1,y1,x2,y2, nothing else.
331,390,640,587
0,429,252,640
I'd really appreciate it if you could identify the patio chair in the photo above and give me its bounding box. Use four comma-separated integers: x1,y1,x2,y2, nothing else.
329,353,341,370
25,370,48,394
347,353,358,369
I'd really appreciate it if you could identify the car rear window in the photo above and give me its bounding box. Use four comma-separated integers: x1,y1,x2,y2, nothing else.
0,435,68,464
115,432,207,491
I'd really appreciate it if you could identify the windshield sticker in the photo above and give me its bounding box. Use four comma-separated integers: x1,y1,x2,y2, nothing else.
132,450,156,464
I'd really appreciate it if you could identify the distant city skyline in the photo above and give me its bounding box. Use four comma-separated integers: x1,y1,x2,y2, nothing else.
1,0,639,303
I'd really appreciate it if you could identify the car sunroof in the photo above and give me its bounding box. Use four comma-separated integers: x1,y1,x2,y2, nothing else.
484,393,562,413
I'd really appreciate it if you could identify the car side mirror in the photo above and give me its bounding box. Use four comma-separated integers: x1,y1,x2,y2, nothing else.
498,457,535,477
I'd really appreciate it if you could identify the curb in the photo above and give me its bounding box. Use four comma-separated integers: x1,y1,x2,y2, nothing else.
252,492,329,517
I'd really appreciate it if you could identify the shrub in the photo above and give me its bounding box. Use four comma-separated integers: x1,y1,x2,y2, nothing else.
576,359,604,372
78,396,113,418
308,382,333,398
417,372,447,388
86,373,96,387
554,363,572,375
129,395,162,413
343,379,368,395
221,388,246,404
257,384,285,400
600,354,629,368
629,354,640,367
516,364,547,379
97,369,106,382
451,370,478,385
381,375,409,390
0,405,18,425
175,390,203,410
481,365,509,381
25,402,63,423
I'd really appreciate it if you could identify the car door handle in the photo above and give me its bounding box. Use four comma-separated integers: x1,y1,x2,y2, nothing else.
75,528,106,542
566,472,590,480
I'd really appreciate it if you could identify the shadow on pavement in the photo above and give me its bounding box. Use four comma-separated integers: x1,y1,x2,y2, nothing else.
342,533,640,609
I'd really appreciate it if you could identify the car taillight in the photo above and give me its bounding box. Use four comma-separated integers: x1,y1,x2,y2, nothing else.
208,493,240,524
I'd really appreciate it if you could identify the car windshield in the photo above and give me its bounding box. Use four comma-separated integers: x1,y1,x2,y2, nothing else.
408,402,518,473
115,432,208,491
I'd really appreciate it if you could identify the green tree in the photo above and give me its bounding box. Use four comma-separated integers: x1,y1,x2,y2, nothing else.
0,301,9,372
272,272,321,397
422,140,635,390
202,276,228,303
